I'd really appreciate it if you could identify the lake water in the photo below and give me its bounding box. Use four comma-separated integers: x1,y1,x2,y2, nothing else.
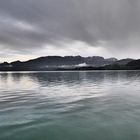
0,71,140,140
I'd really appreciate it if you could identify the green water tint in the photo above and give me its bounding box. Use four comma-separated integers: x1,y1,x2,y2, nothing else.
0,71,140,140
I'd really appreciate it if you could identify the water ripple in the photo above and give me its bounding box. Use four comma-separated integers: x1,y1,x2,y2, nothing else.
1,71,140,140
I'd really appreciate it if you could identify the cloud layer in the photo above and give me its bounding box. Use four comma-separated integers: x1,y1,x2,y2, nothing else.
0,0,140,61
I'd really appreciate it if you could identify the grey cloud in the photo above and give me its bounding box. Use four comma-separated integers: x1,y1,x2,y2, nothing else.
0,0,140,58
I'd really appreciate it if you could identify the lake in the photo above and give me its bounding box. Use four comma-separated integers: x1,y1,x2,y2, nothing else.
0,71,140,140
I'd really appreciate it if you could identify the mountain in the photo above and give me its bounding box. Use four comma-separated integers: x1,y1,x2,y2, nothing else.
0,56,118,71
126,59,140,69
106,57,118,62
72,59,140,71
1,55,140,71
115,58,134,65
84,56,118,66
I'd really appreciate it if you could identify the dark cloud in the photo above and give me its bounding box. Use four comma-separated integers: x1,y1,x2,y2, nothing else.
0,0,140,60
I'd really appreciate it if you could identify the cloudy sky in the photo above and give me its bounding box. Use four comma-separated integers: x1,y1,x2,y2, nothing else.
0,0,140,62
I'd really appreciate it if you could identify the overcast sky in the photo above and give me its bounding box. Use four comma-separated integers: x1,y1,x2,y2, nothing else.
0,0,140,62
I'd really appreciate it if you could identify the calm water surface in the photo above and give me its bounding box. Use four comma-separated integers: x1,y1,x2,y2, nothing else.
0,71,140,140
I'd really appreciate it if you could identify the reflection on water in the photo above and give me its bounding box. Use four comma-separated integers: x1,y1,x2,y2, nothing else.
0,71,140,140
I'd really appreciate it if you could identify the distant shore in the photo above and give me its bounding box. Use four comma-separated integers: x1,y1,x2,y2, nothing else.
0,56,140,71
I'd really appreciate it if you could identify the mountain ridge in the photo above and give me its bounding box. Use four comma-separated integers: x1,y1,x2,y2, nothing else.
0,55,138,71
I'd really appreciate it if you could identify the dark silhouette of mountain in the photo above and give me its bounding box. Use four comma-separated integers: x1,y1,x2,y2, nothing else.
115,58,134,65
84,56,117,66
0,56,118,71
126,59,140,69
71,59,140,71
0,55,139,71
24,56,117,66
